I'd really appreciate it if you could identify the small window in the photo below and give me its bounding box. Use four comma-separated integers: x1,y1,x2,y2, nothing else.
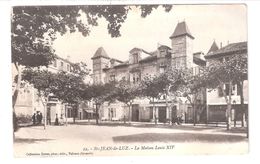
159,67,165,73
133,53,139,63
110,75,115,81
60,61,64,67
224,57,230,62
67,64,70,72
53,60,57,67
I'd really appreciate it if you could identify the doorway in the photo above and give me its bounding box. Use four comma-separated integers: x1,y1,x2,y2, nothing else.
132,104,139,121
158,107,166,123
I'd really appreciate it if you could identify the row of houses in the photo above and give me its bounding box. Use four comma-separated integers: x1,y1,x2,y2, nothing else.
13,21,248,125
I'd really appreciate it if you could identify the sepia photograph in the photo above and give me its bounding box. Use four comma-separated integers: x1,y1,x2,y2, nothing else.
11,3,248,157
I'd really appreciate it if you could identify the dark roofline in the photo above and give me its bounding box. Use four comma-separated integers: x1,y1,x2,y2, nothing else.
193,57,206,66
114,63,129,68
170,33,195,39
204,49,247,59
111,58,124,63
193,51,204,55
55,55,74,65
139,55,157,63
204,41,247,59
91,55,110,60
158,45,171,50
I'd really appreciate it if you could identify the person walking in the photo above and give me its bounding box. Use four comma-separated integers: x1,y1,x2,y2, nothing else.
32,113,36,125
54,114,59,125
39,112,43,125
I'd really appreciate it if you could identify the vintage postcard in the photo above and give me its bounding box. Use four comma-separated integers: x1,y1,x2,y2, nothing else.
11,3,248,157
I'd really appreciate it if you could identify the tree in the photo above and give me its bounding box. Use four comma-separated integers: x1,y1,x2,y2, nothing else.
229,54,248,129
140,68,184,124
140,74,167,124
180,68,207,126
83,82,116,124
163,68,186,124
12,5,172,130
51,72,87,124
113,80,140,124
22,69,57,129
205,53,248,131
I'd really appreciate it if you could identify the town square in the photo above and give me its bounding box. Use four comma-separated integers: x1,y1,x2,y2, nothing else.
10,4,248,157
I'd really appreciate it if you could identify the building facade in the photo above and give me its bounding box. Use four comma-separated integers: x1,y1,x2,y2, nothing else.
91,21,207,123
13,56,75,124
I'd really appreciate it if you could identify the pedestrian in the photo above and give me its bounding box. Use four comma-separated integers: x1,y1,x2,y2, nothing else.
32,113,36,125
54,114,59,125
39,112,43,124
36,111,40,125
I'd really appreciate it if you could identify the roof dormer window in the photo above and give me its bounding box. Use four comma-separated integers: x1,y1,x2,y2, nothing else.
133,53,139,64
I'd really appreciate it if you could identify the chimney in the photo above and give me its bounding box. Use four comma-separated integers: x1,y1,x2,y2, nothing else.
220,42,222,48
66,55,70,61
227,40,229,45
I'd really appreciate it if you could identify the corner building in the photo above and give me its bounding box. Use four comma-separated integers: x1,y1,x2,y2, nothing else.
91,21,206,123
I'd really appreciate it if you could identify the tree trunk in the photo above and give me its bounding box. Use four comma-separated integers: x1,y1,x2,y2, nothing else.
12,63,22,134
73,103,78,124
153,97,157,125
238,81,248,138
39,94,47,130
95,103,99,125
238,81,245,127
193,104,196,126
219,81,232,130
128,102,132,124
186,94,196,126
227,81,233,130
12,63,22,109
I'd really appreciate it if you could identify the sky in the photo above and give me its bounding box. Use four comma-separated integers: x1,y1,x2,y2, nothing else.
52,4,247,71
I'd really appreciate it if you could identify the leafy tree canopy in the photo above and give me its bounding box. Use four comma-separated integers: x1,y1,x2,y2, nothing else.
205,53,248,89
12,5,173,67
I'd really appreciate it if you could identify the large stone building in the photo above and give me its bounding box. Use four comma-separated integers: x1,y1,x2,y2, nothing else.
91,21,207,123
204,41,248,124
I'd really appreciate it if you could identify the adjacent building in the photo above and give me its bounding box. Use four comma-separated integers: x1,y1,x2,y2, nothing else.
204,41,248,123
13,55,75,123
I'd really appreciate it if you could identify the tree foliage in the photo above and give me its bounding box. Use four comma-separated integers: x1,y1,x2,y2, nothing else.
22,69,56,97
204,53,248,130
113,80,140,106
12,5,173,67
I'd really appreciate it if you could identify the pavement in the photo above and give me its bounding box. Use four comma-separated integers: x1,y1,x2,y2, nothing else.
13,121,248,157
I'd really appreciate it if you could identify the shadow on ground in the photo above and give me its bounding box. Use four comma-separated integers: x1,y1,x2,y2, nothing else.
14,138,54,144
216,127,247,134
74,122,217,131
112,132,247,143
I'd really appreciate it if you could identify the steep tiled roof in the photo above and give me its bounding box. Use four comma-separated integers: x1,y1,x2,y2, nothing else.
91,47,110,59
113,61,129,68
158,45,171,50
139,55,157,63
110,58,124,63
205,42,247,58
207,41,219,54
170,21,194,39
